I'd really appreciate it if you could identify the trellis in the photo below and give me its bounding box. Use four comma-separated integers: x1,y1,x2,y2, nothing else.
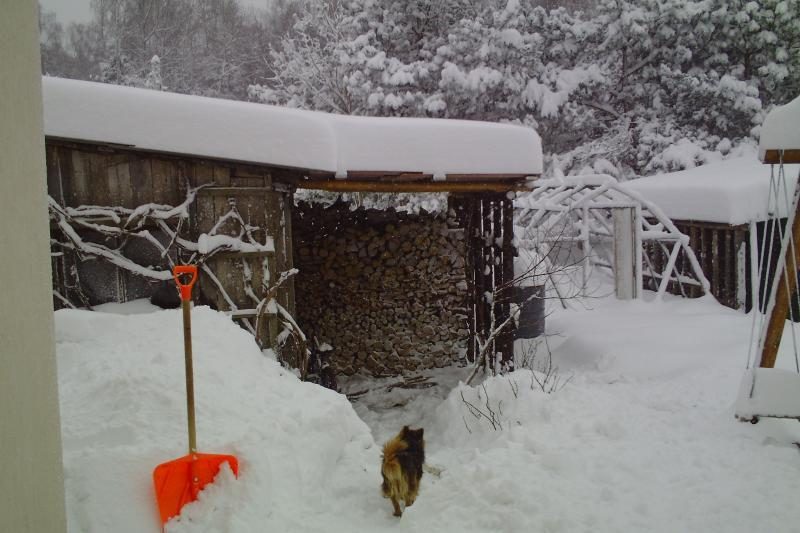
515,175,710,299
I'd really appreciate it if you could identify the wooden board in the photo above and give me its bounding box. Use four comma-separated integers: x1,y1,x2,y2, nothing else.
69,150,89,206
299,179,530,193
46,145,67,204
129,156,152,206
762,149,800,165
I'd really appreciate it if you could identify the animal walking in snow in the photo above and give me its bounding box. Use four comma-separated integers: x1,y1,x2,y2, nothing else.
381,426,425,517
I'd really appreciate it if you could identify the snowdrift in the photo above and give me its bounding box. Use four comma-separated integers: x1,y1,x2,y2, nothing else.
57,297,800,532
56,307,377,532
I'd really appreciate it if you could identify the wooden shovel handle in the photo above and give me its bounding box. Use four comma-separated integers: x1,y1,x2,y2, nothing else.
174,266,197,454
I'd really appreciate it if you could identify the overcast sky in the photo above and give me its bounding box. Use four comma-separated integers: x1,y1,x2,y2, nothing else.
40,0,272,25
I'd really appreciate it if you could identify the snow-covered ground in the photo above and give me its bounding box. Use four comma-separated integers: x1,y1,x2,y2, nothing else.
56,291,800,532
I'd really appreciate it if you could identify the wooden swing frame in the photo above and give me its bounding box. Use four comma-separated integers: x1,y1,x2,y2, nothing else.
736,144,800,424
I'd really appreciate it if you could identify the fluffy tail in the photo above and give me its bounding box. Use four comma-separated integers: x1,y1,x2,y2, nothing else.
381,436,408,499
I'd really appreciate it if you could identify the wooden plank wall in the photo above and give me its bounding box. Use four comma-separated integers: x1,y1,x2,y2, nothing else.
643,220,758,311
193,182,294,313
47,143,185,208
46,142,296,329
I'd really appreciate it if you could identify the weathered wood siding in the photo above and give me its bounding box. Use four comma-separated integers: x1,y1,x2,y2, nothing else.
46,141,295,323
644,219,785,312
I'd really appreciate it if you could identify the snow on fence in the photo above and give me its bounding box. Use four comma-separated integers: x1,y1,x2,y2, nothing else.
627,156,800,311
656,219,785,311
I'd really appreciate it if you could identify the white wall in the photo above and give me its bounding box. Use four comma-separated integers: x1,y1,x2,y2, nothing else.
0,1,67,531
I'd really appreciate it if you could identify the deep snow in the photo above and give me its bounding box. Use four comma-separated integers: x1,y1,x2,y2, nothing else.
42,76,542,178
625,154,800,224
56,292,800,532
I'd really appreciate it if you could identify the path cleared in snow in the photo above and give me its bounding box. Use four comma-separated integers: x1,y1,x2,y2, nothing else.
56,293,800,532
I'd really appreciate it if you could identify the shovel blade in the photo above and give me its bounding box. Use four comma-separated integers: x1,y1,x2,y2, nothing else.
153,452,239,525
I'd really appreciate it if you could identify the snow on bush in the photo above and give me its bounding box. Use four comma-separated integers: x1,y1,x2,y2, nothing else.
434,369,553,449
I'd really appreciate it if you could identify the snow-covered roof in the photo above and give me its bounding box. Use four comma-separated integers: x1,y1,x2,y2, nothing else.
42,76,542,179
759,95,800,162
625,156,800,225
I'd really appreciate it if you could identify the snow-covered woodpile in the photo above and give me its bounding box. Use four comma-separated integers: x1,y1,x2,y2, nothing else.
293,203,470,376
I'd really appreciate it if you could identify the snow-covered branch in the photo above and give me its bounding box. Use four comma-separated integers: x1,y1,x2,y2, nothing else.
48,184,278,311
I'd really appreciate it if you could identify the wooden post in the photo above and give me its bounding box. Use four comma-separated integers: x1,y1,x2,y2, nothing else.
490,196,501,371
735,229,747,310
481,196,494,372
749,221,760,313
613,207,636,299
581,206,591,295
712,230,720,301
470,196,485,365
759,196,800,368
634,204,643,298
486,194,515,371
500,195,516,370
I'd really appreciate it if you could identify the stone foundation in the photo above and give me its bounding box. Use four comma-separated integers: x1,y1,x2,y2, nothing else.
293,202,470,376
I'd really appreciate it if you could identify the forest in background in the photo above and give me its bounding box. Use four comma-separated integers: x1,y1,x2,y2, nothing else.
39,0,800,178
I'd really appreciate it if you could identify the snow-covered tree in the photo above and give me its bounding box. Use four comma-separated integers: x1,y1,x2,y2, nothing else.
708,0,800,105
250,0,366,113
144,54,162,89
41,0,796,178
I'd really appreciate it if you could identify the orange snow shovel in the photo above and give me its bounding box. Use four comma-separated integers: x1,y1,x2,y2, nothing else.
153,265,239,526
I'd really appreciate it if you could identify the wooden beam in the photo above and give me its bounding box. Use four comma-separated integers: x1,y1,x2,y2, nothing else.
197,186,275,196
762,149,800,165
297,179,529,193
442,173,529,182
338,171,530,182
379,173,432,182
760,196,800,368
345,170,429,181
670,219,749,231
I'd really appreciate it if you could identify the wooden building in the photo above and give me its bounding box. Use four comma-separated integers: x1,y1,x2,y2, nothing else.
627,157,800,311
42,76,542,372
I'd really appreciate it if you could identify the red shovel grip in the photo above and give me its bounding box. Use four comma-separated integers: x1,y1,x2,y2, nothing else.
173,265,198,301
